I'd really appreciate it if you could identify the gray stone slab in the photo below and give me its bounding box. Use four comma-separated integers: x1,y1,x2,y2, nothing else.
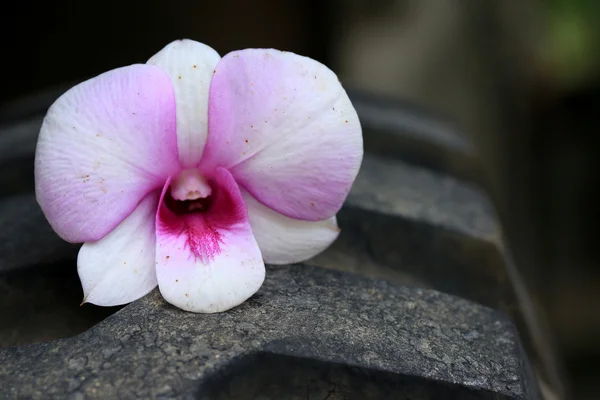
0,87,550,399
313,154,505,303
308,155,561,399
0,264,537,400
0,154,544,389
0,145,554,400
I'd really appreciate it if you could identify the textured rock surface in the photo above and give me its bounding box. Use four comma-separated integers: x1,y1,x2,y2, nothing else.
313,154,509,308
0,87,553,398
0,264,536,399
310,153,567,397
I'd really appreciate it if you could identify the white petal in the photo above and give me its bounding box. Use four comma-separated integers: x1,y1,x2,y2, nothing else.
77,192,158,306
242,190,340,264
148,39,221,167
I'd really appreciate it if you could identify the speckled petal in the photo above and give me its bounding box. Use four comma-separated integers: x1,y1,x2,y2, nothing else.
35,65,179,243
201,49,363,221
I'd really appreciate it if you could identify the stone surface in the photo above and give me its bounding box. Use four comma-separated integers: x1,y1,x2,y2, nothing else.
313,154,508,306
0,264,537,400
0,87,553,398
311,154,562,396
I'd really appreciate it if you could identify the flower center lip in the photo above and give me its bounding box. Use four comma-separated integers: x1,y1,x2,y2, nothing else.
171,169,212,201
165,195,213,215
167,169,214,215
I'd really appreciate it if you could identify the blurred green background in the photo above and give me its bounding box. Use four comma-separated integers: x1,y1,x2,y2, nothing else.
1,1,598,399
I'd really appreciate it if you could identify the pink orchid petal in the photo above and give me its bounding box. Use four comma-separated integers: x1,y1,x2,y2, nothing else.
242,190,340,264
201,49,363,221
35,65,179,243
77,192,159,306
155,168,264,313
148,39,221,167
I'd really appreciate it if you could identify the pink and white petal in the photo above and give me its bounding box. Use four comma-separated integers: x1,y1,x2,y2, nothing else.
242,190,339,264
201,49,363,221
77,192,159,307
156,168,264,313
148,39,221,167
35,65,179,243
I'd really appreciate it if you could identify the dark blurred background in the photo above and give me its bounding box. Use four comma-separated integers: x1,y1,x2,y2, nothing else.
1,1,598,399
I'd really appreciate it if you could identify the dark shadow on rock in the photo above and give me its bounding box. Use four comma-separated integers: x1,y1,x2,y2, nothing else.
0,261,123,348
197,351,513,400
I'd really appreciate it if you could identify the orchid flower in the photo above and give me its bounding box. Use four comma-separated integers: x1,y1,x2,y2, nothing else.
34,39,363,313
